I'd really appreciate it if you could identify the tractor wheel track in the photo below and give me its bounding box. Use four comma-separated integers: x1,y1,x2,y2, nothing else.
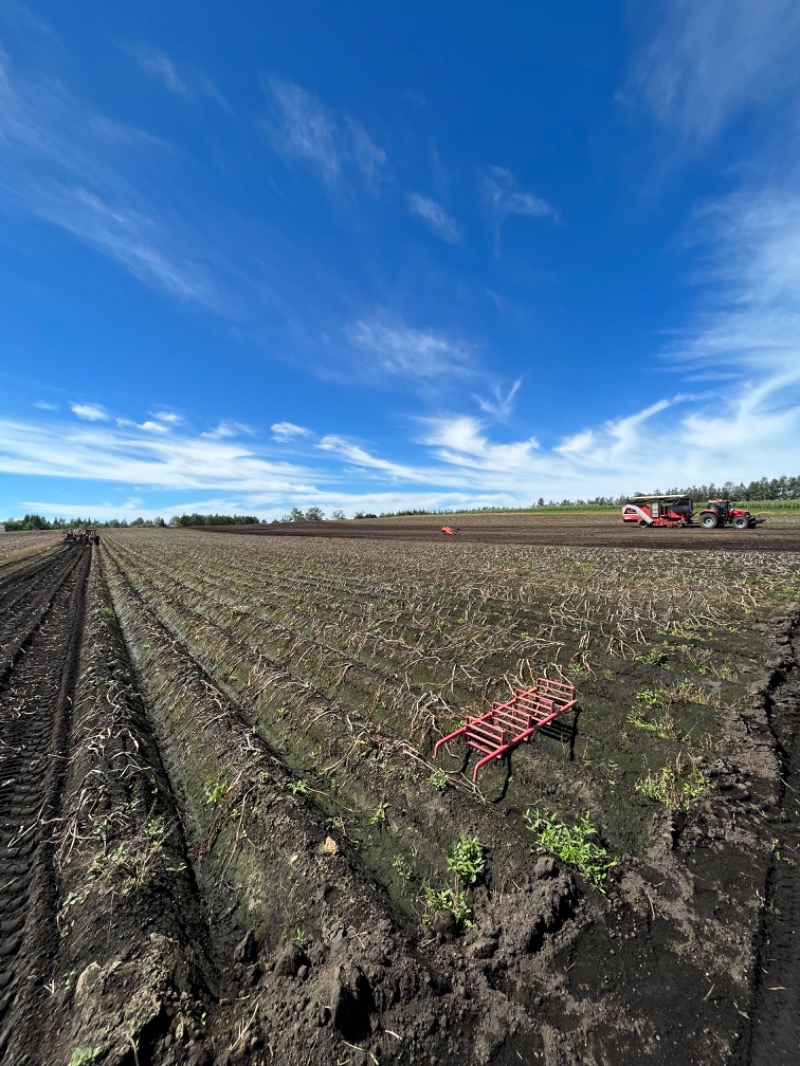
0,546,90,1060
0,546,88,683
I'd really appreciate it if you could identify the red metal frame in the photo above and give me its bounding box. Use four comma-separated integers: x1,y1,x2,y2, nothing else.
433,678,577,782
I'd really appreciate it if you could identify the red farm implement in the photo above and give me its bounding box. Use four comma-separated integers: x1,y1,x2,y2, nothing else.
433,678,577,783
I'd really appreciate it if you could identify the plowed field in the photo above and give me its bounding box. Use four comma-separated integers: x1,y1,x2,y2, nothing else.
1,520,798,1066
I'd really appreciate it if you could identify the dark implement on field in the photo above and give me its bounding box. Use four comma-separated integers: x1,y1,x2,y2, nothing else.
434,678,577,783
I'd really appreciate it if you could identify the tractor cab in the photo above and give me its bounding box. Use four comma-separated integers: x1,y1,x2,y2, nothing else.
621,495,693,527
705,499,731,521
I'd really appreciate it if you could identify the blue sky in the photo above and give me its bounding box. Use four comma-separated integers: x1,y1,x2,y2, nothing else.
1,1,799,521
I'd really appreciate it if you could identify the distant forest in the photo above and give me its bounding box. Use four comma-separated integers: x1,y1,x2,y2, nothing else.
4,474,800,530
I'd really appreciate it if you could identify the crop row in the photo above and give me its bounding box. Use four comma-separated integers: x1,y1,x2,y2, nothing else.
100,536,560,924
100,530,799,860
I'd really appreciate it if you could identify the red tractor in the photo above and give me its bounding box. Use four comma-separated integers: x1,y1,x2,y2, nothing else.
695,499,764,529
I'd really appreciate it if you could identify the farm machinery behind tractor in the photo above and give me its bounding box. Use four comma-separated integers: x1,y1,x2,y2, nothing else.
621,495,765,529
621,495,693,527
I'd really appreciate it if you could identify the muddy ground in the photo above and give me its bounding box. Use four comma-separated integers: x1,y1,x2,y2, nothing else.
0,522,798,1066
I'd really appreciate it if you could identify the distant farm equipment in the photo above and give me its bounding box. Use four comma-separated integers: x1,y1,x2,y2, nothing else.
621,495,764,530
433,678,577,783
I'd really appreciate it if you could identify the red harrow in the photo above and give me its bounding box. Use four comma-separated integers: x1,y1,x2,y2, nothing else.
433,678,577,783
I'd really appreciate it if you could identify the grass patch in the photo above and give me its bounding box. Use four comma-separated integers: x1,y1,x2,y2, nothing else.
635,765,710,810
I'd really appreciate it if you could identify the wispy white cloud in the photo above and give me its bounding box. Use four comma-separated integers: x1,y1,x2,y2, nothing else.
34,400,58,411
267,79,342,182
631,0,800,144
345,116,388,185
0,415,319,493
133,47,229,108
28,185,218,305
556,399,674,464
347,318,473,382
116,418,165,433
674,187,800,379
135,49,188,95
318,435,423,481
475,379,522,421
421,416,541,474
194,70,230,110
71,402,109,422
408,193,462,244
201,420,255,440
0,1,54,38
486,167,557,221
266,78,387,185
152,411,183,424
0,49,222,309
484,167,557,253
272,422,313,442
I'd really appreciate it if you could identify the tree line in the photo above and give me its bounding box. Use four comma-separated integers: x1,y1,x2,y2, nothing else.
4,473,800,531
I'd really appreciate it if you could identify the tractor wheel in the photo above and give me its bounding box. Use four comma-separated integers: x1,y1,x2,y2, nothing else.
733,516,748,529
638,519,649,527
700,513,719,529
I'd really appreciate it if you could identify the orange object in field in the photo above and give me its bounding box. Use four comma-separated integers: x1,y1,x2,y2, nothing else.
440,526,456,536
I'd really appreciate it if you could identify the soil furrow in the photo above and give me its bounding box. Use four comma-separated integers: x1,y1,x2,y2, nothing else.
0,545,89,1060
0,546,85,683
740,609,800,1063
36,551,215,1064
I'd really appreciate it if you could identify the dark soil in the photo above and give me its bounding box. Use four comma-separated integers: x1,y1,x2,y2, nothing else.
204,514,800,553
0,544,90,1062
1,530,798,1066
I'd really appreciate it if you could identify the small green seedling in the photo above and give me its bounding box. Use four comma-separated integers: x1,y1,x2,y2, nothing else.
204,778,227,807
68,1048,104,1066
421,886,473,928
446,836,485,885
428,769,449,791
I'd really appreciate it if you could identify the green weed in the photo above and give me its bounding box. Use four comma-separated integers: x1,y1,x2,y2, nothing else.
420,886,473,928
369,800,389,827
636,646,670,666
428,769,449,791
772,839,798,867
634,766,710,810
68,1048,104,1066
288,779,309,796
636,688,667,711
392,855,412,881
524,808,615,891
627,707,676,740
204,778,228,807
88,817,169,896
446,836,485,885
